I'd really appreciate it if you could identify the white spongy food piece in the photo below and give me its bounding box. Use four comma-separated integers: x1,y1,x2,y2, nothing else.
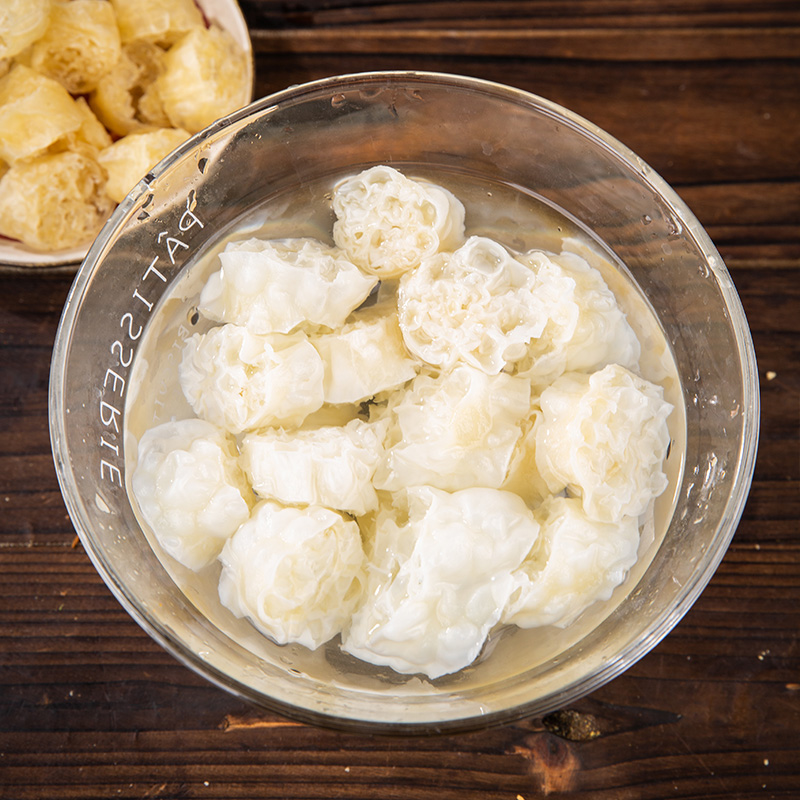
502,496,641,629
342,485,540,678
131,418,251,571
513,249,641,388
311,303,420,405
179,324,324,434
500,408,552,509
240,418,386,517
374,365,532,493
398,236,550,374
535,364,673,523
218,500,366,650
198,237,378,334
332,165,465,278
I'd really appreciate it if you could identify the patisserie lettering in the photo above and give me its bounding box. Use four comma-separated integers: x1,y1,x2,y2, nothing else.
98,196,204,487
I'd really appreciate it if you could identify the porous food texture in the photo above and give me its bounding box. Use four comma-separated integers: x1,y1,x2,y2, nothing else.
131,166,675,680
131,418,252,571
28,0,121,95
332,165,466,278
240,419,386,517
218,501,366,651
178,325,325,434
198,237,378,335
0,0,52,61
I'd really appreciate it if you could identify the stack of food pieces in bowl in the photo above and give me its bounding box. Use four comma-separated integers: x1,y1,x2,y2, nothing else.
129,164,675,681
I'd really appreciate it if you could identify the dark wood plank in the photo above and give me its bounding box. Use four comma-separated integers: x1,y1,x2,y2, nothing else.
239,0,800,35
248,26,800,60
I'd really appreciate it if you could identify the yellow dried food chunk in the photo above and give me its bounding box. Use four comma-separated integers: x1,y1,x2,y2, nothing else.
111,0,204,46
126,41,170,128
0,0,52,61
89,47,139,135
50,97,113,157
0,149,114,251
157,26,249,133
89,41,168,136
28,0,121,94
0,64,84,164
98,127,189,203
72,97,114,151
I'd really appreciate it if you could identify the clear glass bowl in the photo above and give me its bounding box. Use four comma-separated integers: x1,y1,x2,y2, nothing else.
49,72,759,734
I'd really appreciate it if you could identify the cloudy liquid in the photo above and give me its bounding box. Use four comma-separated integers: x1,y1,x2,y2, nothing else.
125,168,686,687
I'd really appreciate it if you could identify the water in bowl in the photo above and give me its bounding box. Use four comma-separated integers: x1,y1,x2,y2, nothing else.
123,166,685,689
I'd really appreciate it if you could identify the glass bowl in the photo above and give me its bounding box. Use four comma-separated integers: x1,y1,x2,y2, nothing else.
49,71,759,734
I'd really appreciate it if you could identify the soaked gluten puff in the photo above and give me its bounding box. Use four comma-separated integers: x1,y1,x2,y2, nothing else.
332,165,466,278
218,500,366,651
512,249,641,389
397,236,551,375
373,365,532,494
178,325,325,435
502,496,641,629
310,302,420,406
240,418,386,518
198,238,377,335
131,418,253,572
342,486,540,679
534,363,673,524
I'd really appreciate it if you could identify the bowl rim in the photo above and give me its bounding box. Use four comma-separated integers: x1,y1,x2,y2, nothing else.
49,70,761,734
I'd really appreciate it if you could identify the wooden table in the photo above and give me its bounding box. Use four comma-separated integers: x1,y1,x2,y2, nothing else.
2,2,798,797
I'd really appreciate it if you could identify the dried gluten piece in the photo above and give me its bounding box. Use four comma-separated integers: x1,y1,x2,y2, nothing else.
28,0,121,94
0,64,84,164
0,149,114,251
89,41,168,136
65,97,114,152
128,41,171,128
98,127,189,203
110,0,204,46
0,0,252,254
0,0,52,61
156,26,250,133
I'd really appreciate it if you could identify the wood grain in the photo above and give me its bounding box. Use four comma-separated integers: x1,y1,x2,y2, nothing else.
1,1,799,798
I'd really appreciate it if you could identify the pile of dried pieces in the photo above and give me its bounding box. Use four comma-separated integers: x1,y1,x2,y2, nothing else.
0,0,250,251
